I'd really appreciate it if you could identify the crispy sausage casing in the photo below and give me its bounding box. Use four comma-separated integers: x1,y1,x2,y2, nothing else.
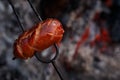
14,18,64,59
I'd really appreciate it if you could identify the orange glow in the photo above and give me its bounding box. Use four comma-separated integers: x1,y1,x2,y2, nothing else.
73,27,90,59
74,26,111,59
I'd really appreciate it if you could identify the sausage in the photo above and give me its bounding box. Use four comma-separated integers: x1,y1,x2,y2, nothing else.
13,18,64,59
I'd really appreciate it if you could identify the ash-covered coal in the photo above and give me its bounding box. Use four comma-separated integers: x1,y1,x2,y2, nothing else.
1,0,120,80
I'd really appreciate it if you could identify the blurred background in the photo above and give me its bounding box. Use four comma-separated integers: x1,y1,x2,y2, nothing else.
0,0,120,80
